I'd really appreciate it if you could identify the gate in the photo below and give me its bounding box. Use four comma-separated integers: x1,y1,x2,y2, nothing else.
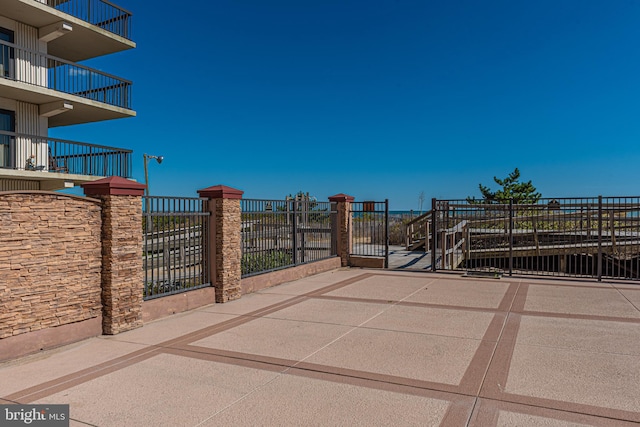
143,196,210,299
240,198,337,277
350,200,389,268
431,196,640,280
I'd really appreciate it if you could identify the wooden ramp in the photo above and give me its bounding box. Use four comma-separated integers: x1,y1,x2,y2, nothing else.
469,239,640,259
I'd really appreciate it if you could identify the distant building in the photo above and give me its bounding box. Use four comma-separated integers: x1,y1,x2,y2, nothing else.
0,0,135,191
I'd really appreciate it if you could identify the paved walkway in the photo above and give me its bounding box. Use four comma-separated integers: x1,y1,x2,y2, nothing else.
1,269,640,426
388,246,433,270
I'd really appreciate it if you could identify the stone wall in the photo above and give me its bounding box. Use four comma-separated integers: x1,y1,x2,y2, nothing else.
99,194,144,334
0,183,356,361
329,194,354,267
213,197,242,302
0,192,102,340
198,185,244,303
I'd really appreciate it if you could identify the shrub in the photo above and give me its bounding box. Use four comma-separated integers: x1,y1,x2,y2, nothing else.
242,250,293,275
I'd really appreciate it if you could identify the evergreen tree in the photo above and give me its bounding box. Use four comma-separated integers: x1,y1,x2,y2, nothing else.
469,168,541,204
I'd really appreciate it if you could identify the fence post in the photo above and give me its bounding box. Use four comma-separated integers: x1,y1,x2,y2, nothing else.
292,199,298,265
431,198,437,271
597,195,603,281
328,194,354,267
384,199,389,268
198,185,244,303
509,198,514,277
82,177,146,335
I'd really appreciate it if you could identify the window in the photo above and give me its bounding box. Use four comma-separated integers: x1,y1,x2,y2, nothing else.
0,27,15,79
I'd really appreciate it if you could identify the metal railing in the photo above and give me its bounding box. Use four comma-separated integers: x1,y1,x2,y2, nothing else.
0,130,132,177
45,0,133,39
350,200,389,267
432,197,640,280
143,196,210,300
0,39,132,109
241,199,337,278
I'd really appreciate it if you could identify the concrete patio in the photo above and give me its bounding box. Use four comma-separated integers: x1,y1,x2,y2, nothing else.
1,269,639,426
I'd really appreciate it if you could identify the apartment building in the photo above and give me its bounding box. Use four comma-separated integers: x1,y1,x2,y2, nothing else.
0,0,135,191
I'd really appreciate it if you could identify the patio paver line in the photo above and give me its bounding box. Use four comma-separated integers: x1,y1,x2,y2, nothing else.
0,271,511,406
0,294,314,404
479,313,640,424
305,272,377,296
310,294,508,314
456,282,520,400
614,287,640,313
169,342,483,398
470,397,640,427
512,310,640,323
5,271,639,425
463,282,522,427
2,346,161,403
511,283,640,322
0,274,378,404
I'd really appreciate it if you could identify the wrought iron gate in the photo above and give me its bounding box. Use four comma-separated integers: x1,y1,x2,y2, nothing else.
350,200,389,268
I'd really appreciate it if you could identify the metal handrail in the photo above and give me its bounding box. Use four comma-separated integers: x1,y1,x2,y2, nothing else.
404,210,432,250
0,39,132,109
0,130,132,177
43,0,133,40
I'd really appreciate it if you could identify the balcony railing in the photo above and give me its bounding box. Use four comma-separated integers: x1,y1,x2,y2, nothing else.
0,130,132,178
43,0,132,40
0,39,132,110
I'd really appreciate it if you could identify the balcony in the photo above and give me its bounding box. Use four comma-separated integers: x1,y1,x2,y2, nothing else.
47,0,132,40
1,0,135,62
0,39,134,127
0,130,132,188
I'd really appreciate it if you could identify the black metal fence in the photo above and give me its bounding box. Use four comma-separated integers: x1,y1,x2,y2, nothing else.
143,196,210,300
432,197,640,280
241,198,337,277
0,130,132,177
0,40,132,110
47,0,133,39
350,200,389,267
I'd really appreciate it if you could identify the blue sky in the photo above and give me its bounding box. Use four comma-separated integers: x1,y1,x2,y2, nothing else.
53,0,640,209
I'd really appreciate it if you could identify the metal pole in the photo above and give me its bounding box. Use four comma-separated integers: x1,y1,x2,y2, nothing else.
292,200,298,265
384,199,389,269
597,195,603,281
143,153,149,196
509,198,514,277
143,154,150,233
431,198,437,272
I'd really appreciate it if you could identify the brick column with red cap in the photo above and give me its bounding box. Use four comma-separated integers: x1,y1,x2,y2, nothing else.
83,177,146,334
198,185,244,303
328,193,354,267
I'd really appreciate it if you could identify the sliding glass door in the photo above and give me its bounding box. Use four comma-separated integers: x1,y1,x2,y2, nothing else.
0,109,15,168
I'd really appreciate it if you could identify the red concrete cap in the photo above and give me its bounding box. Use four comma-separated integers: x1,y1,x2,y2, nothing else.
328,193,355,202
82,176,146,197
198,185,244,199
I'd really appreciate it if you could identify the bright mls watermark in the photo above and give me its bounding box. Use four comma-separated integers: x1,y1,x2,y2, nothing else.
0,405,69,426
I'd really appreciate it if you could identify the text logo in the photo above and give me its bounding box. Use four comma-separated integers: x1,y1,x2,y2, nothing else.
0,405,69,427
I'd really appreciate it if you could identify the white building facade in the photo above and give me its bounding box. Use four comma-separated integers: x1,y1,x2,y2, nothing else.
0,0,135,190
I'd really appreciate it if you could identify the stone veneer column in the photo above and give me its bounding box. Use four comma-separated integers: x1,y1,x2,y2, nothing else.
83,177,146,334
328,193,354,267
198,185,244,303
